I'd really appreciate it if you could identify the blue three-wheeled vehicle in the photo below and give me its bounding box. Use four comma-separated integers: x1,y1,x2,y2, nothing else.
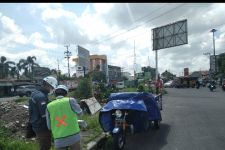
99,92,162,150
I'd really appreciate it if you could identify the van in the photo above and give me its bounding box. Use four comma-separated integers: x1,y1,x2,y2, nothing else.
116,81,125,89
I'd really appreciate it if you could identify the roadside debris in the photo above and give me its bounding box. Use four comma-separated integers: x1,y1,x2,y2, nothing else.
80,97,102,115
0,100,29,138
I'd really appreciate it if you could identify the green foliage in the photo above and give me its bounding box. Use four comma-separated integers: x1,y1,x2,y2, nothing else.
161,70,176,83
102,136,114,150
120,87,137,92
218,53,225,77
137,85,145,92
0,56,16,79
15,96,29,103
0,124,12,138
0,139,38,150
93,82,107,101
74,78,92,100
89,70,106,83
0,123,38,150
79,113,102,146
80,113,101,132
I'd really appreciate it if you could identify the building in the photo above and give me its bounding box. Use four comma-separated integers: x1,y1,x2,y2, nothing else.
141,66,156,81
122,72,132,80
72,45,90,77
108,65,122,85
89,54,107,73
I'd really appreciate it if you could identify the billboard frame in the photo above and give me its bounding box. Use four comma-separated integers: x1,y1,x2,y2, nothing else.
152,19,188,51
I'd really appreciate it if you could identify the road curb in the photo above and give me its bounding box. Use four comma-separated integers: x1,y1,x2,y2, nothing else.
86,133,108,150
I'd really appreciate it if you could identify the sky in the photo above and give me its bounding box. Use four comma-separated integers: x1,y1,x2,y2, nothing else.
0,3,225,76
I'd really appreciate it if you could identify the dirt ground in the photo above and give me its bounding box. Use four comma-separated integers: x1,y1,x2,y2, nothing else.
0,100,29,138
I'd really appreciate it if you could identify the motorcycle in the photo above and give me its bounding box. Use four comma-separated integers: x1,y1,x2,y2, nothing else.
222,84,225,91
99,92,162,150
208,83,216,92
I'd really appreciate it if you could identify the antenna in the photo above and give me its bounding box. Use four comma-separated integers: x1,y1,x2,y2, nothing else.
64,45,72,77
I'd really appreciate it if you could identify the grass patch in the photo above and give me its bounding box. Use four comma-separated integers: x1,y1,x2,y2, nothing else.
120,87,137,92
79,112,102,149
0,139,38,150
15,96,29,103
0,123,38,150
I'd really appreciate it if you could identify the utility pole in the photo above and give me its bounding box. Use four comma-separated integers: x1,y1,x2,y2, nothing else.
210,29,217,75
148,56,151,80
64,45,72,78
134,40,136,80
56,59,61,82
203,52,212,80
155,49,158,80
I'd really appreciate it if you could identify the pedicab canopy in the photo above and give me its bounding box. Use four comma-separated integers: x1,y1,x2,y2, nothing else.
99,92,162,132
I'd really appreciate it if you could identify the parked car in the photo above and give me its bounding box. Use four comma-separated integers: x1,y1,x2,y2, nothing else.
15,85,40,97
164,80,174,88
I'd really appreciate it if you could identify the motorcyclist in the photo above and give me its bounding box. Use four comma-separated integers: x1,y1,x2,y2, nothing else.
208,80,216,91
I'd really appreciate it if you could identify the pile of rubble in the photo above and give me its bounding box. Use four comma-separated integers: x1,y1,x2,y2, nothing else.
0,100,29,138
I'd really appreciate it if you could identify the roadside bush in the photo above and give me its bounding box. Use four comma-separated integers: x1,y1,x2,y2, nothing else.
137,85,145,92
15,96,29,103
74,78,92,100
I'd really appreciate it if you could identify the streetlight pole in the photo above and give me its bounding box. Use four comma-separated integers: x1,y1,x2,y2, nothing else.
203,52,211,79
210,29,217,74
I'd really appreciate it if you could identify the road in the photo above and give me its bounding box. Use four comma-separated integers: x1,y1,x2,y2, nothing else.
124,87,225,150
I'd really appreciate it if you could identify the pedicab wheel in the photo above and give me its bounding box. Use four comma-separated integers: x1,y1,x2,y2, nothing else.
153,120,160,129
143,120,150,131
113,131,126,150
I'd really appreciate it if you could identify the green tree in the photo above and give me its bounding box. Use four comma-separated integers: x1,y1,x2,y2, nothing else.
74,78,92,100
217,53,225,77
161,70,176,82
26,56,39,78
17,56,39,78
89,65,106,83
0,56,15,79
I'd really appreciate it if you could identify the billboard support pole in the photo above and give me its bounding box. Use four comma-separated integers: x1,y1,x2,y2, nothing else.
155,50,158,80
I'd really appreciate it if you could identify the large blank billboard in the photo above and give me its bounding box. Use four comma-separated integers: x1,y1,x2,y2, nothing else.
77,45,90,72
152,19,188,50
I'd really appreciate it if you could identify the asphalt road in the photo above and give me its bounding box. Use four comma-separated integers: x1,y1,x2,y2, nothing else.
124,87,225,150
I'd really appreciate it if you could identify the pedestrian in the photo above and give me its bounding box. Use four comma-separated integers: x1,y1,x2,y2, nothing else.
46,84,83,150
155,76,163,95
28,76,58,150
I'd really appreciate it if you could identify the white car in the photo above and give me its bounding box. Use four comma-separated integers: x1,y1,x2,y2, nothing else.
164,80,173,88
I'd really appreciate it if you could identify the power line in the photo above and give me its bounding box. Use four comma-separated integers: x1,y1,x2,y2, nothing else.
94,3,186,45
97,4,169,44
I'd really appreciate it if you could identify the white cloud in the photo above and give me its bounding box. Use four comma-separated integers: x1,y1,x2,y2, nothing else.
45,26,55,39
32,3,62,10
1,16,21,34
29,32,58,49
1,3,225,76
93,3,114,15
41,6,76,22
0,15,28,45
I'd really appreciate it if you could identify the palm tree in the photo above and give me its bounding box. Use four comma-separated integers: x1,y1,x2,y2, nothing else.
50,69,58,75
27,56,39,74
17,56,39,79
0,56,15,79
18,58,29,77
